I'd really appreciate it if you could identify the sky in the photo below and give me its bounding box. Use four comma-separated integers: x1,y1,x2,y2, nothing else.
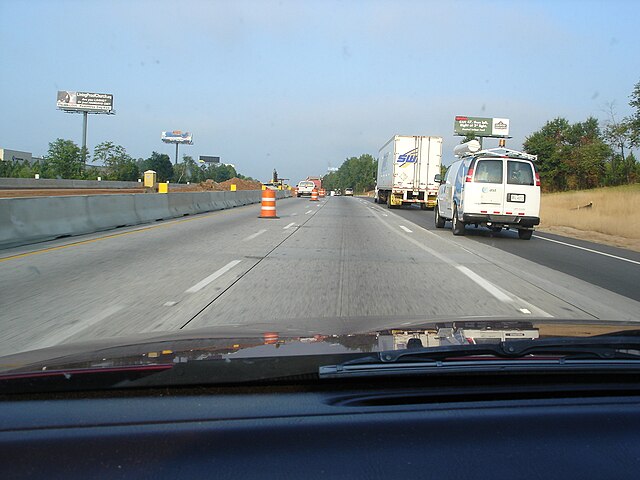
1,0,639,183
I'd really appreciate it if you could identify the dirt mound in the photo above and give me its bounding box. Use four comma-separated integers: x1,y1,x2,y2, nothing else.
197,179,224,191
218,177,263,190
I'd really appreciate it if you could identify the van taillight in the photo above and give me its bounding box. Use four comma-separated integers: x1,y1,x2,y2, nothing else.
535,172,541,187
465,167,474,183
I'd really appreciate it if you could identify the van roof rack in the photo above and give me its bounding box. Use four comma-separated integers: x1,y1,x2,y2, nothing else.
472,147,537,162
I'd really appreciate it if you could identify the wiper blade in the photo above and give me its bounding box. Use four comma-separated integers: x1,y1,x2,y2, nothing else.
319,334,640,378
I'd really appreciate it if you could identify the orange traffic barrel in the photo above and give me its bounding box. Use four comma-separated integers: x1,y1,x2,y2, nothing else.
310,188,319,201
319,189,326,198
259,188,279,218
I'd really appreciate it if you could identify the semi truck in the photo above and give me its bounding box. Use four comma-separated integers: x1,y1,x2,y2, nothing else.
306,176,322,190
374,135,443,209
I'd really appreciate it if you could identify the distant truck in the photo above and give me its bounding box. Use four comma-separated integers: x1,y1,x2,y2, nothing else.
374,135,443,209
306,176,322,190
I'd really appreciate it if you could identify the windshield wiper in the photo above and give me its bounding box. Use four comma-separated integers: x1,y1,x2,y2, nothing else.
319,333,640,378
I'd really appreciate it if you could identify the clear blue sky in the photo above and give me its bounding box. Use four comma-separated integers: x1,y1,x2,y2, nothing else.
1,0,639,183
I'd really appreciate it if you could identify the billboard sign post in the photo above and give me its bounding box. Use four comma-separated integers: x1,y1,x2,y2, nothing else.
56,91,115,164
161,131,194,164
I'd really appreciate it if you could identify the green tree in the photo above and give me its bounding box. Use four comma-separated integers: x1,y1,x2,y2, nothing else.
524,117,610,191
202,163,237,182
172,155,204,183
93,141,139,181
628,79,640,148
603,103,632,185
43,138,85,179
142,152,174,182
14,161,36,178
322,154,377,193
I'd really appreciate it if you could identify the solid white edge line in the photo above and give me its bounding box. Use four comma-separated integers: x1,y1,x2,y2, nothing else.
283,222,296,229
455,266,513,302
399,225,413,233
535,235,640,265
243,229,267,241
186,260,242,293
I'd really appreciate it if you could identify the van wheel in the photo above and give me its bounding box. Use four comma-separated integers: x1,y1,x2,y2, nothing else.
435,204,445,228
518,229,533,240
452,205,465,236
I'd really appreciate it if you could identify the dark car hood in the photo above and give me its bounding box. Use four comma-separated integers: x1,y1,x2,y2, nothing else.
1,316,639,375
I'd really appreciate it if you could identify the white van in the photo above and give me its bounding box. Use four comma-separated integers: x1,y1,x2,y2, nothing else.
435,143,540,240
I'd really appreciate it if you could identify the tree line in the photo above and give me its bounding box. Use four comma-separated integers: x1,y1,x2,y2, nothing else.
0,139,255,184
510,80,639,192
322,154,377,194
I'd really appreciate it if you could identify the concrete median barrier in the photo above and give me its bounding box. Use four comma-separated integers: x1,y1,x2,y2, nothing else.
86,194,139,231
0,189,288,249
0,196,92,248
133,194,171,223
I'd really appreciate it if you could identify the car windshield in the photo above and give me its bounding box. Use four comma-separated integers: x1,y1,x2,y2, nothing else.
0,0,639,389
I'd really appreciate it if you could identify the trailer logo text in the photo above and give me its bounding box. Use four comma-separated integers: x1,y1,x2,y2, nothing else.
397,148,418,166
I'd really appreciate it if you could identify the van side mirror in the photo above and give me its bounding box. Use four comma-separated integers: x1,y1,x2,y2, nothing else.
434,174,442,183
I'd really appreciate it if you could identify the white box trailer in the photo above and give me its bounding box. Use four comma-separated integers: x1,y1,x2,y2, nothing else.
375,135,442,209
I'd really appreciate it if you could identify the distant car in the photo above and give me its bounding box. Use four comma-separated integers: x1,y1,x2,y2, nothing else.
345,188,354,196
296,181,315,197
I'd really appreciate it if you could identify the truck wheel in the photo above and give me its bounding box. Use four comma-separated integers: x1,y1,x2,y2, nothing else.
518,229,533,240
452,204,465,236
435,204,445,228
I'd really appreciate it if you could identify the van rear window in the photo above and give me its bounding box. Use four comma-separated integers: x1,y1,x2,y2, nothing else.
507,161,534,185
474,160,503,183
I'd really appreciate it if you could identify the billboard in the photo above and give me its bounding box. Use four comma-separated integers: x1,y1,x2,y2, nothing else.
57,91,114,113
199,155,220,164
454,116,510,137
161,131,193,144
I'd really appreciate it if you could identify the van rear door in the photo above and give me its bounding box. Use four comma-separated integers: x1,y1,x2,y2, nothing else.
504,160,539,218
467,158,505,215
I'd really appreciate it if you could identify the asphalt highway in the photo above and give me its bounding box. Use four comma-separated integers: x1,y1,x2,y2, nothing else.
361,197,640,302
1,195,639,357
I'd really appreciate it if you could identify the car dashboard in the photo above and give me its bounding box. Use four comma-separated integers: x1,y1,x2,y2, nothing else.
1,370,640,478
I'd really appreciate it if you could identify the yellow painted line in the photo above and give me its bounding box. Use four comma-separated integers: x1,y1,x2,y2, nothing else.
0,207,241,263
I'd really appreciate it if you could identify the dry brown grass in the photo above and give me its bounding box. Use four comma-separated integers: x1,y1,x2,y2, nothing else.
539,184,640,251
